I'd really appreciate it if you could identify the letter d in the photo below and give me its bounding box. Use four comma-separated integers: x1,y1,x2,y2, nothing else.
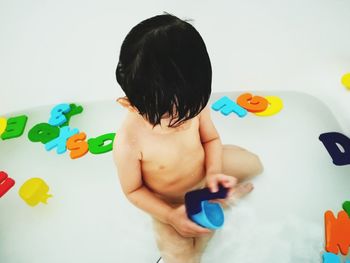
319,132,350,166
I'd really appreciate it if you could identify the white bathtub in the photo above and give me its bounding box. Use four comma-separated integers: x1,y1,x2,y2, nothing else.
0,91,349,262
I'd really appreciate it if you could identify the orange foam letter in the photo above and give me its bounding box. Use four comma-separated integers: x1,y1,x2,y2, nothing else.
325,210,350,255
236,93,268,113
66,132,89,159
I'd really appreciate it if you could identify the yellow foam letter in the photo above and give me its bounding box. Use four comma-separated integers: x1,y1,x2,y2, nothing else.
19,178,52,207
0,117,6,136
255,96,283,117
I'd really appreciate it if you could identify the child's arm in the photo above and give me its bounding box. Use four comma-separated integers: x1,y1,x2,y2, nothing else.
112,134,211,237
113,136,172,224
199,105,223,178
199,105,237,194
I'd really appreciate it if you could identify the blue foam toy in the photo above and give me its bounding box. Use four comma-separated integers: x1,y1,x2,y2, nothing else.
211,96,247,118
323,252,340,263
45,126,79,154
319,132,350,166
185,185,228,229
49,103,71,126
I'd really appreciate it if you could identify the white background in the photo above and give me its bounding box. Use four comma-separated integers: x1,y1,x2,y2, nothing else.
0,0,349,130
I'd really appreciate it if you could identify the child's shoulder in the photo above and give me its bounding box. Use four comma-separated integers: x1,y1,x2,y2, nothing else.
113,112,142,152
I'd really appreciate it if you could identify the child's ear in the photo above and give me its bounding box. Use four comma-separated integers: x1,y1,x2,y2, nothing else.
116,97,139,113
116,96,130,107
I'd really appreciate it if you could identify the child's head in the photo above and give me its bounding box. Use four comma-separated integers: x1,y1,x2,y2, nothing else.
116,12,212,128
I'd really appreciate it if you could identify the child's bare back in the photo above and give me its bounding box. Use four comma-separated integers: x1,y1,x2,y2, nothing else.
116,110,206,204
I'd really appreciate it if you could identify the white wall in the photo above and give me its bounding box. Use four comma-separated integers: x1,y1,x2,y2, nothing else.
1,0,349,131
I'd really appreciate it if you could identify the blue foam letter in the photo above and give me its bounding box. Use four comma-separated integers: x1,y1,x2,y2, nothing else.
323,252,340,263
45,126,79,154
211,96,247,117
49,103,71,126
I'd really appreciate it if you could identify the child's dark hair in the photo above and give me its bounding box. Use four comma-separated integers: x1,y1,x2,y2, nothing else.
116,12,212,128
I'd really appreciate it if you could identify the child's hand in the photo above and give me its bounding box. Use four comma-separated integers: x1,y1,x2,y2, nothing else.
167,204,212,238
206,173,238,198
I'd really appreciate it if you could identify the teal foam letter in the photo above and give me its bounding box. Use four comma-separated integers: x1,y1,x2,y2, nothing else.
323,252,340,263
45,126,79,154
211,96,247,117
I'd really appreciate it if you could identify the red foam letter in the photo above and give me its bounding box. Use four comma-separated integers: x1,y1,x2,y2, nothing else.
0,171,15,198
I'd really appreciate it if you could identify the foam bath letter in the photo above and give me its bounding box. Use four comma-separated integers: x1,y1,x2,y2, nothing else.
60,104,84,127
0,117,6,136
88,133,116,154
341,73,350,90
28,123,60,143
236,93,269,113
324,210,350,255
66,132,89,159
19,178,52,207
319,132,350,166
211,96,247,117
1,115,28,140
45,126,79,154
0,171,15,198
48,103,71,126
343,201,350,217
322,252,340,263
255,96,283,116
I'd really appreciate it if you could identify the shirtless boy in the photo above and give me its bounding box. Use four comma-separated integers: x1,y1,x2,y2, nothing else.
113,13,263,263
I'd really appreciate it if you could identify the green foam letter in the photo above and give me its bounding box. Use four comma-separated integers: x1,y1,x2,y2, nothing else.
28,123,60,144
1,115,28,140
88,133,116,154
60,104,84,127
